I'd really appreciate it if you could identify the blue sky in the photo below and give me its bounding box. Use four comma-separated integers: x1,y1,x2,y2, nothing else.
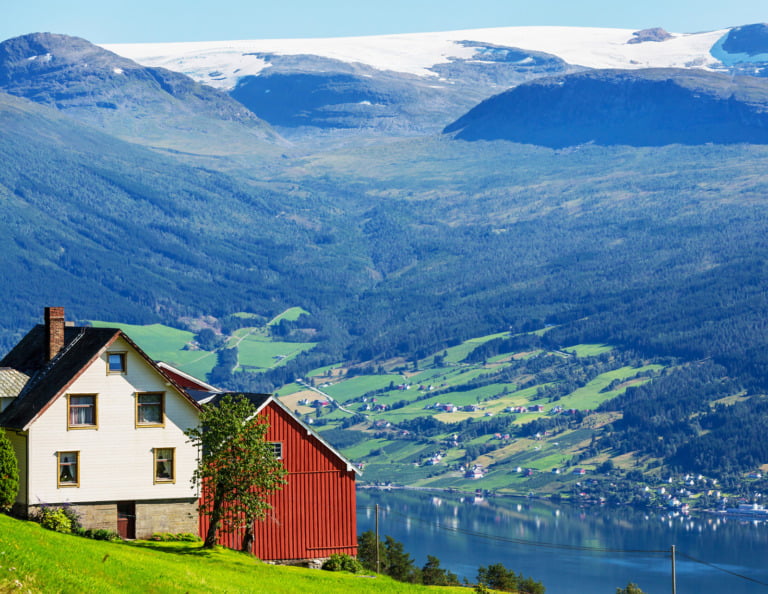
3,0,766,43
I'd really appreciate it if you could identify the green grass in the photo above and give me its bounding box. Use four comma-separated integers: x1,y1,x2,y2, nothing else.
275,382,305,397
89,321,217,378
0,515,458,593
90,320,194,355
307,364,341,377
431,331,513,365
229,332,316,371
341,438,391,460
268,307,310,326
561,343,613,357
321,375,401,400
555,365,661,410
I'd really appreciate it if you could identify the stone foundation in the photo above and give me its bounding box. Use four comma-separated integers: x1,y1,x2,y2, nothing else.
25,499,198,539
135,499,198,539
25,502,117,532
266,558,328,569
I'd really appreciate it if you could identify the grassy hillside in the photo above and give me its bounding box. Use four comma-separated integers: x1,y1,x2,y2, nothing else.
90,310,316,381
82,315,766,497
0,515,457,593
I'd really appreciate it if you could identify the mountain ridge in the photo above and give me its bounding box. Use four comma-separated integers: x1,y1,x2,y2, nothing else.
444,68,768,147
96,25,768,136
0,32,282,153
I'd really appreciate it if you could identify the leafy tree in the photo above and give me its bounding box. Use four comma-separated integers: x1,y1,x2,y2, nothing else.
384,535,418,582
422,554,459,586
357,531,420,582
477,563,518,592
616,583,646,594
0,429,18,512
185,394,287,549
357,530,381,572
195,328,223,351
519,575,546,594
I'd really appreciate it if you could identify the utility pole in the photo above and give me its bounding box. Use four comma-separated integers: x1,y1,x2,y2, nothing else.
671,545,677,594
375,503,380,574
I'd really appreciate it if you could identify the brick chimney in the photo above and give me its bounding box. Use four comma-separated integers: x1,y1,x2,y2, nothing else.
44,307,66,361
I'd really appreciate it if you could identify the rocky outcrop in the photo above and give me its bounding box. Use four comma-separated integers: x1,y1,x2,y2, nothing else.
627,28,673,44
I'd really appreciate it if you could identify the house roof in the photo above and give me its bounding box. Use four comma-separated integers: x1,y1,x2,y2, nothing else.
191,390,362,476
156,361,219,392
0,324,199,430
0,368,29,398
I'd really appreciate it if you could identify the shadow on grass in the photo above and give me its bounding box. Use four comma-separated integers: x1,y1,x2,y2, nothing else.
128,541,218,557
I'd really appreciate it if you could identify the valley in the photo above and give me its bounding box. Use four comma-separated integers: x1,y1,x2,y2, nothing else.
96,310,767,510
2,22,768,508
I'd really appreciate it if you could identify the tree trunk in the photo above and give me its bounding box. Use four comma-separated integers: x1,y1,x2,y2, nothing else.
241,517,255,553
204,489,225,549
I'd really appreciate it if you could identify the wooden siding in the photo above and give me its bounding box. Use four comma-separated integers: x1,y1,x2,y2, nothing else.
25,337,200,505
200,402,358,560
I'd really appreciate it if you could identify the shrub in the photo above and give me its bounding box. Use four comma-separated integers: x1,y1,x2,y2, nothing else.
38,507,72,533
73,527,118,540
90,529,119,541
149,532,201,542
59,504,82,530
0,429,19,512
321,553,364,573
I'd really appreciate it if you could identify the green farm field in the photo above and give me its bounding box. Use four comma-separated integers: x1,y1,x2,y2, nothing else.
90,320,217,379
91,308,318,379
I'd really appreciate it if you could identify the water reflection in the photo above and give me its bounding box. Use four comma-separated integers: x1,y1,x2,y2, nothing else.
357,489,768,594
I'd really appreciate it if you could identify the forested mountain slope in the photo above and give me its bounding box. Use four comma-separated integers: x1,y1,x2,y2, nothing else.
444,68,768,146
0,33,281,153
0,91,370,351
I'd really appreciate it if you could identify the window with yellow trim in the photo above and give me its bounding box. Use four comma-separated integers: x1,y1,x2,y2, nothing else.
154,448,175,483
136,392,164,426
58,451,79,487
107,352,126,374
67,394,97,429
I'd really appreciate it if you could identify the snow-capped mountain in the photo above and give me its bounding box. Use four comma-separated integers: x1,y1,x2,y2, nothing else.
0,33,279,152
102,26,730,91
98,25,768,137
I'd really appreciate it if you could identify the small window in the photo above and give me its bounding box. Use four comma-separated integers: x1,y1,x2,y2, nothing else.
270,442,283,460
107,352,126,374
58,451,79,487
67,394,97,429
136,393,164,427
154,448,175,483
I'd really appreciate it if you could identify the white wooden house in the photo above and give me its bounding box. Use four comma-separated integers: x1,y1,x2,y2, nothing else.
0,307,201,538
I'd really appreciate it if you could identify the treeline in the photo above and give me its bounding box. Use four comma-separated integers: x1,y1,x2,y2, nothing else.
357,531,544,592
670,396,768,475
594,360,768,476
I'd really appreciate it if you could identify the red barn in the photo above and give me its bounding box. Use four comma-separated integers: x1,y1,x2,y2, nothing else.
193,391,360,563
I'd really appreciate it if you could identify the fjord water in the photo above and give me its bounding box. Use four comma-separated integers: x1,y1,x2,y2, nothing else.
357,490,768,593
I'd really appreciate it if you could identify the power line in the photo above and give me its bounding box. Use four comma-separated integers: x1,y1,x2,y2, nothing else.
679,552,768,588
358,505,768,588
